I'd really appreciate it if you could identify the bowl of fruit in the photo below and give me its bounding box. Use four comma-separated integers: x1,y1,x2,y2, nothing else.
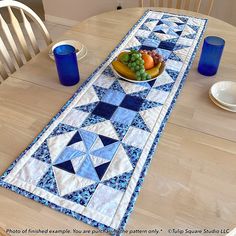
111,49,165,83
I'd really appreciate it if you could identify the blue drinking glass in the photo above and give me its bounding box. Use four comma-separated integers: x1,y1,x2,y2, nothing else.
53,44,80,86
198,36,225,76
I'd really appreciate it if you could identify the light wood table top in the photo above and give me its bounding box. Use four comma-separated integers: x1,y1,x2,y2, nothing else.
0,7,236,235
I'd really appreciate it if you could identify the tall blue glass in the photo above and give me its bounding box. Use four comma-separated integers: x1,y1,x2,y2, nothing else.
198,36,225,76
53,45,80,86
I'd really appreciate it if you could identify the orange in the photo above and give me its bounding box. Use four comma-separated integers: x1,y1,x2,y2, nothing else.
142,53,154,70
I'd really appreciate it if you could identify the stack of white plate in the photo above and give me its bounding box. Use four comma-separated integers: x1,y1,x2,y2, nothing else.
209,81,236,112
49,40,87,61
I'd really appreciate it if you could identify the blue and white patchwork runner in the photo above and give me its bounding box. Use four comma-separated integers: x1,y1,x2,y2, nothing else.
0,10,207,235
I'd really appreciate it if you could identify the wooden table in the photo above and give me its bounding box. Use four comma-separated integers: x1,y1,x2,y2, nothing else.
0,8,236,235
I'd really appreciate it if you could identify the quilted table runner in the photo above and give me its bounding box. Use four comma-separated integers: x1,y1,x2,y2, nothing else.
0,10,207,235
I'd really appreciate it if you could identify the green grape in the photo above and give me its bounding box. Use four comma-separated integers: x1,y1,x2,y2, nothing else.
131,56,136,62
135,65,140,71
121,54,130,63
140,69,145,74
136,75,141,81
130,66,135,72
147,74,152,80
132,62,136,67
143,74,148,80
139,59,144,64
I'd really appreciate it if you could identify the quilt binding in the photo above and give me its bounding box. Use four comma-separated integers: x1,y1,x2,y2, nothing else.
0,10,208,236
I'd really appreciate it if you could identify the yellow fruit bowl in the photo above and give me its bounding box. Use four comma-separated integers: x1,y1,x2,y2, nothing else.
111,52,165,83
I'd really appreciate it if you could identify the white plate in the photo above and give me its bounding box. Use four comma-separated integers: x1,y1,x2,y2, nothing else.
111,61,165,83
209,90,236,113
210,81,236,108
76,46,88,61
49,40,87,61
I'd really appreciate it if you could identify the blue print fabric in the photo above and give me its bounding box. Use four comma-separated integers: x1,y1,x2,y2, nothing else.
0,10,207,235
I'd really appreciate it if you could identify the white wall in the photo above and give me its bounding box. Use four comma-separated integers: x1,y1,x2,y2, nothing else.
232,1,236,25
42,0,236,26
0,0,45,21
43,0,139,24
210,0,234,25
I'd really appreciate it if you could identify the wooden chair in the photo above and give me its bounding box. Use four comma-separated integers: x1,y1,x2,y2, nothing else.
140,0,215,15
0,0,52,81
